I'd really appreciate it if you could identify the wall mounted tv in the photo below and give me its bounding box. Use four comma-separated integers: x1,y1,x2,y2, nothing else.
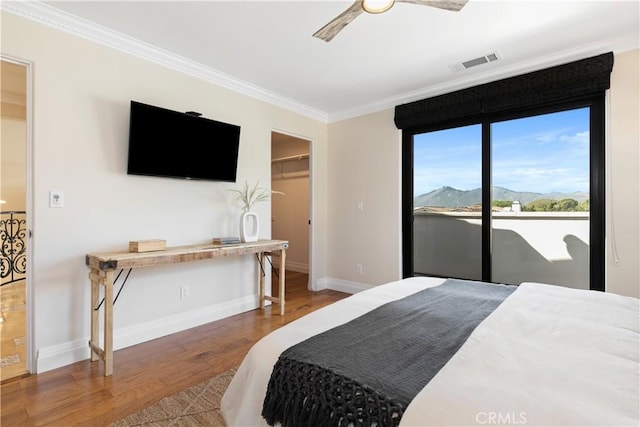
127,100,240,182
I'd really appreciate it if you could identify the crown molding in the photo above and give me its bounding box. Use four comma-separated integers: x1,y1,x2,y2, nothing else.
327,36,638,123
1,1,329,123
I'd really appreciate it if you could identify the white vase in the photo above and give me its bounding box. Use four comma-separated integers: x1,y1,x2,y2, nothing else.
240,211,259,242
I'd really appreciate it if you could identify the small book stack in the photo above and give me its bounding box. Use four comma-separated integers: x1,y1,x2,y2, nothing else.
212,237,241,245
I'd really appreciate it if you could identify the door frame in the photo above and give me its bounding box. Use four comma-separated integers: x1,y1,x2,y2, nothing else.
1,54,34,373
270,129,314,289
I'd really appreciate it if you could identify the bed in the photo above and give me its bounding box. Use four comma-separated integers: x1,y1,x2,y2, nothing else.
221,276,639,426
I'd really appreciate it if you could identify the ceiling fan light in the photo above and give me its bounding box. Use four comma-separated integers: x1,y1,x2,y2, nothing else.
362,0,395,14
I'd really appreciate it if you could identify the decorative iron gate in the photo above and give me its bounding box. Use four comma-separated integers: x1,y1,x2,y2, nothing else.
1,211,27,286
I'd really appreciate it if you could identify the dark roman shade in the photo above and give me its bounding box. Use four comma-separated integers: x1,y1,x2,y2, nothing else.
394,52,614,130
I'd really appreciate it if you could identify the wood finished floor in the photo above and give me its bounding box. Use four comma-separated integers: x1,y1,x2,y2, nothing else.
0,271,348,426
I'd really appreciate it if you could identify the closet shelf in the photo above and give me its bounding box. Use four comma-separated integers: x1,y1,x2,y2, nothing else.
271,153,309,163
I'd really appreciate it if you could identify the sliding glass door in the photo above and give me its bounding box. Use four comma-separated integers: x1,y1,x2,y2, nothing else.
405,102,603,290
413,125,482,281
490,108,590,289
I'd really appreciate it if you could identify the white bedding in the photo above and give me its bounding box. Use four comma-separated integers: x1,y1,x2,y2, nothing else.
221,277,639,426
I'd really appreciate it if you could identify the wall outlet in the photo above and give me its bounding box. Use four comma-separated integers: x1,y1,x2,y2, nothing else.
180,286,190,300
356,263,363,274
49,191,64,208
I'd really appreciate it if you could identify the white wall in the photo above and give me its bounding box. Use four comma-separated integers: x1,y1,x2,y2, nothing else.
1,11,328,372
326,50,639,299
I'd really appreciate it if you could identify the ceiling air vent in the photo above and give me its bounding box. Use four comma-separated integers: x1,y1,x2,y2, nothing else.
449,52,501,72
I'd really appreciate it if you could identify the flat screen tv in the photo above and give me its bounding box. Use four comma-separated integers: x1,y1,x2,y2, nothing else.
127,100,240,182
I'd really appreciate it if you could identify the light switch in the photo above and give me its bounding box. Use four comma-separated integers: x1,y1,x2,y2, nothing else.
49,191,64,208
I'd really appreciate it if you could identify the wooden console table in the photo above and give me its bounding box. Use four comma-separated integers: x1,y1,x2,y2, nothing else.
85,239,288,376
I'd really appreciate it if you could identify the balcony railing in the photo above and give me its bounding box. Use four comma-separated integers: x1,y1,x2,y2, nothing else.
413,210,590,289
1,211,27,286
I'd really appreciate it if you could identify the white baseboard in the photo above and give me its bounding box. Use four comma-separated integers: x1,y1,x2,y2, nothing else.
36,338,92,374
314,277,374,294
36,294,261,373
36,280,371,373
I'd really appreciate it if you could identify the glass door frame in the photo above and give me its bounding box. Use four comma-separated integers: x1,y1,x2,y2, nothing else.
402,96,605,291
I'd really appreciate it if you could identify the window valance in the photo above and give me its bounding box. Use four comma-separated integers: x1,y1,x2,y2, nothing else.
394,52,614,130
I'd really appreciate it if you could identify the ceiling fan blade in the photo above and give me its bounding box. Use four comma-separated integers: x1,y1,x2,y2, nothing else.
396,0,468,12
313,1,365,42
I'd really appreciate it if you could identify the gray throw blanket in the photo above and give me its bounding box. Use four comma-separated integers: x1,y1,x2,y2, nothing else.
262,278,517,427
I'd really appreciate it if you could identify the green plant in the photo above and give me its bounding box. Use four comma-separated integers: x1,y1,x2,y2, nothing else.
492,200,513,208
230,180,282,212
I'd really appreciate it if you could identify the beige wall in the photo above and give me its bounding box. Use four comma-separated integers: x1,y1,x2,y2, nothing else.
607,49,640,298
326,49,640,298
1,11,328,372
327,108,403,286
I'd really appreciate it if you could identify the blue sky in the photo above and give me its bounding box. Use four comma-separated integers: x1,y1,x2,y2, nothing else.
413,108,590,196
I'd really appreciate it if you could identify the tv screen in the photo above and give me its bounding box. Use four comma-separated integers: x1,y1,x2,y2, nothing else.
127,100,240,182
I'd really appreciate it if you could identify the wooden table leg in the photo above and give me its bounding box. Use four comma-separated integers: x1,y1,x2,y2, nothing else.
89,269,100,362
103,270,114,376
279,248,286,315
259,252,266,309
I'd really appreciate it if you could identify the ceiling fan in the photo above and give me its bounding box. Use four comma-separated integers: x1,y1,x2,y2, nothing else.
313,0,469,42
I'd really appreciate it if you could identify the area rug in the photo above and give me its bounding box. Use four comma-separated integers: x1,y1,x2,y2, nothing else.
109,368,237,427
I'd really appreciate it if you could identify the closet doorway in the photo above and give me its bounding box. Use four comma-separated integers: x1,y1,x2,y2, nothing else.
1,57,31,382
271,131,311,287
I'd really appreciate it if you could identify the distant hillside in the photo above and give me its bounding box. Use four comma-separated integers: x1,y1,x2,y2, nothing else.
414,186,589,208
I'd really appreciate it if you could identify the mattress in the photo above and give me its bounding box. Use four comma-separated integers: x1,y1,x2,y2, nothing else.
221,276,639,426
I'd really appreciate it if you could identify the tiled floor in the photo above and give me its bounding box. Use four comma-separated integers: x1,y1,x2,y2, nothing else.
1,280,28,382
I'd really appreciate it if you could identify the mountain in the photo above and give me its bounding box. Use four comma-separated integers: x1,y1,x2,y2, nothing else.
414,186,589,208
